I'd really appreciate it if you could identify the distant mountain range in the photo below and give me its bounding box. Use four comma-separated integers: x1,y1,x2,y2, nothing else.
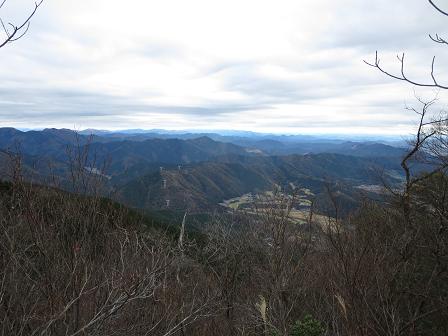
0,127,407,167
78,128,407,150
0,127,409,214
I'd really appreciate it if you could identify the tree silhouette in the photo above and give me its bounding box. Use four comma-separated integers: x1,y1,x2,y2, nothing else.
365,0,448,89
0,0,43,49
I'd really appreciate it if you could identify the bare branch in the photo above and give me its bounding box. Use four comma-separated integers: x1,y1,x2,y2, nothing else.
428,0,448,16
364,51,448,89
365,1,448,89
0,0,43,49
429,33,448,45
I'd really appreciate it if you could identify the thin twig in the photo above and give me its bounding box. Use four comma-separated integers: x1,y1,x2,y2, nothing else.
428,0,448,16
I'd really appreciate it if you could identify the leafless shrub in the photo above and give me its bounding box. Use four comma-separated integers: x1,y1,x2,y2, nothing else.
0,146,216,336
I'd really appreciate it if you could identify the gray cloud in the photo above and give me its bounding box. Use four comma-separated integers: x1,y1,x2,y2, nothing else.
1,0,448,133
0,87,271,122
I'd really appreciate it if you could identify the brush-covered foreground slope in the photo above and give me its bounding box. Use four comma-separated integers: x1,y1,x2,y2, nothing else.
117,153,403,211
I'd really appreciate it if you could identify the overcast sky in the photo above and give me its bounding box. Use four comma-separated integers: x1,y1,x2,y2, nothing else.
1,0,448,135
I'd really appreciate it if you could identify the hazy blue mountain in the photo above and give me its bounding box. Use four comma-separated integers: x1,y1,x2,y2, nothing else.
77,128,406,158
0,128,407,211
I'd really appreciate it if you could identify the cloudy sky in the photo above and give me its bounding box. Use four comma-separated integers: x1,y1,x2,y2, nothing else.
1,0,448,135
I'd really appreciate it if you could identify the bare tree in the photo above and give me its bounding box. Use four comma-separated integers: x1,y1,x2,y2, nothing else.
354,4,448,332
0,143,217,336
365,0,448,89
364,0,448,221
0,0,43,49
393,96,448,223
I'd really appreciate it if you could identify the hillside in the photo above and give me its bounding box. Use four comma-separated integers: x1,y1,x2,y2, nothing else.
0,179,171,232
0,128,95,157
0,128,406,215
87,136,252,176
117,153,403,212
0,129,259,187
0,128,256,179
